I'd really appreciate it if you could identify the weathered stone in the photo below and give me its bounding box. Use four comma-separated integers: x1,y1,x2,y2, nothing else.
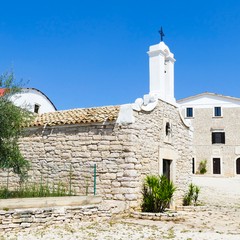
124,194,137,200
111,181,121,187
123,170,138,177
12,218,22,223
20,223,31,228
11,98,192,211
9,224,19,228
101,173,116,180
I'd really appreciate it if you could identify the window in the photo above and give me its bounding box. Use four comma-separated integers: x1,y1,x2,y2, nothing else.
192,158,195,174
212,132,225,144
186,107,193,117
34,104,40,114
165,122,171,136
214,107,222,117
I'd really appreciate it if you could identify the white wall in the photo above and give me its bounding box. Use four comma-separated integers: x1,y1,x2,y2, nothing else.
9,88,56,114
178,93,240,109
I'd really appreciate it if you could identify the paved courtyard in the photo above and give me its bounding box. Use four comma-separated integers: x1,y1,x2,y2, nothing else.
2,176,240,240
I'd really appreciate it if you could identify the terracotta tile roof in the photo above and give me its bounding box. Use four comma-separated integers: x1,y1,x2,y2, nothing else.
0,88,6,96
27,106,120,127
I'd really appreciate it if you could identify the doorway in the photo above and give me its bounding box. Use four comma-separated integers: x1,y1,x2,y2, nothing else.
213,158,221,174
163,159,172,180
236,158,240,174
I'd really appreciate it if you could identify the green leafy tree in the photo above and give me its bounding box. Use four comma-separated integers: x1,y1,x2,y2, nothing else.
0,71,31,185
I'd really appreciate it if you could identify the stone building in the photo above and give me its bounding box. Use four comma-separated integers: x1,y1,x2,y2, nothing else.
5,39,193,209
178,92,240,177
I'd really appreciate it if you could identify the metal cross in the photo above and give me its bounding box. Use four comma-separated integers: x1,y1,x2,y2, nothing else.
159,27,165,42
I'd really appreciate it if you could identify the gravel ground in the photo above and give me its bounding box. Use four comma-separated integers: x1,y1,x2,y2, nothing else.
2,176,240,240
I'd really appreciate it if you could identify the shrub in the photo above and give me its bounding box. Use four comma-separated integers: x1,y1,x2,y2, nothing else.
183,183,200,206
141,175,176,213
0,181,73,199
199,160,207,174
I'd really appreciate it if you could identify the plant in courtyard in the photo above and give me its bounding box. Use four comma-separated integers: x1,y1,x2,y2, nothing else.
199,160,207,174
141,175,176,213
183,183,200,206
0,181,73,199
0,71,32,185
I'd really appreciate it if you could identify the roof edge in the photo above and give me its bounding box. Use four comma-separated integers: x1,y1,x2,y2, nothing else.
177,92,240,103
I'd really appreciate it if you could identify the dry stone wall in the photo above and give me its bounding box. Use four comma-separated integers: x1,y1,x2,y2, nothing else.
1,99,192,209
17,123,140,208
0,200,123,233
131,100,193,206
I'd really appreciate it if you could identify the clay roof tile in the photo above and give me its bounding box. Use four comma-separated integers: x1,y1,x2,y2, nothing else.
27,105,120,127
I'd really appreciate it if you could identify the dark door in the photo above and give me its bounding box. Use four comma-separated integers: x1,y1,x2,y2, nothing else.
213,158,221,174
236,158,240,174
192,158,195,174
163,159,171,180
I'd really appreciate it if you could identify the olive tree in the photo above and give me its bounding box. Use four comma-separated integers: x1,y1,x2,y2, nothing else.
0,71,31,186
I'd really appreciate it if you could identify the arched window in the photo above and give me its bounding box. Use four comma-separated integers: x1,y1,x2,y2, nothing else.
236,158,240,174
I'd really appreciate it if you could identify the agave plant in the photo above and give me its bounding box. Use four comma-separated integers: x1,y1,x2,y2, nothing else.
183,183,200,206
141,175,176,213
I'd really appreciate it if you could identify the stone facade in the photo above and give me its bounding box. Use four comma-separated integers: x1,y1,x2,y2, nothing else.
5,99,192,209
0,39,193,211
178,92,240,177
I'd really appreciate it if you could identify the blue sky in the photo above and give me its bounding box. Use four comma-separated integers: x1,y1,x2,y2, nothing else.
1,1,240,110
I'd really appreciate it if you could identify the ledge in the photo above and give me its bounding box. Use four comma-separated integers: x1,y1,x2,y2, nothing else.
0,196,102,210
131,211,179,221
175,205,208,211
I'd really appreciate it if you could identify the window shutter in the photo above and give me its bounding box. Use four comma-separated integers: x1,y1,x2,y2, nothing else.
222,132,225,143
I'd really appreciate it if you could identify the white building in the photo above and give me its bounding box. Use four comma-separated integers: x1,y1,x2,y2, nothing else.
178,92,240,176
2,88,57,114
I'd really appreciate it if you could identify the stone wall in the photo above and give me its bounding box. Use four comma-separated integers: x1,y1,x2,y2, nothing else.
1,99,192,209
0,200,124,233
17,122,139,207
131,100,193,206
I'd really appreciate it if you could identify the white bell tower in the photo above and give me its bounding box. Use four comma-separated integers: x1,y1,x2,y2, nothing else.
147,29,176,104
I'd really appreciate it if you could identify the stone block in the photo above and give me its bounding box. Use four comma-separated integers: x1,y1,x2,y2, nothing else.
119,163,135,169
109,145,122,151
0,224,10,229
9,223,19,228
123,170,138,177
111,181,121,187
121,181,139,188
102,136,116,141
98,145,110,151
12,218,22,223
111,187,137,195
88,145,98,151
125,157,138,163
101,151,110,157
20,222,31,228
21,217,33,223
124,194,137,201
2,220,12,224
101,173,116,180
62,153,71,159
